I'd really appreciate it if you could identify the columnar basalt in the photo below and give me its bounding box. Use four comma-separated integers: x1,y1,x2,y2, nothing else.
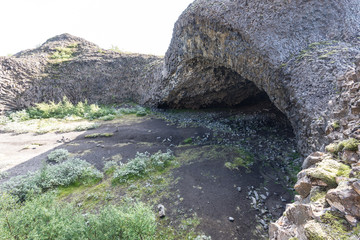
158,0,360,155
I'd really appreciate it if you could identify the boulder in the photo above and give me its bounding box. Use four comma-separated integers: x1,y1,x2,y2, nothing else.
304,220,328,240
302,152,325,169
326,181,360,218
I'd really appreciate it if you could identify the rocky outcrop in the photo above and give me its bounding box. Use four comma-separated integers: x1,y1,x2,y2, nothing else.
270,63,360,240
157,0,360,155
0,33,163,112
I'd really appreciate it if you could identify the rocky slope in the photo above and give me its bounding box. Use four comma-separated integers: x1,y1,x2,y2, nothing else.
0,33,163,112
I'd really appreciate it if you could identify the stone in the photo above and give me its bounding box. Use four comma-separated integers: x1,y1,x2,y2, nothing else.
342,150,359,164
305,159,350,188
345,214,358,226
302,152,325,169
304,220,328,240
269,222,296,240
284,203,312,226
350,167,360,179
228,217,234,222
157,204,166,218
326,181,360,218
237,187,242,192
294,175,312,198
352,180,360,195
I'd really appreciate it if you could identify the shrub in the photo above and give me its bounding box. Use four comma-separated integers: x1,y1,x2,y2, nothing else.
103,161,118,174
1,158,103,201
47,148,70,163
87,201,156,240
8,110,30,122
113,150,174,183
0,193,157,240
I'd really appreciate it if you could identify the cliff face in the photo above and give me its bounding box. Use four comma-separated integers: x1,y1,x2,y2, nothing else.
159,0,360,155
0,33,163,112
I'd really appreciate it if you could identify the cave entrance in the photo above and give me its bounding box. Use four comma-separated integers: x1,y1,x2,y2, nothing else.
157,65,300,239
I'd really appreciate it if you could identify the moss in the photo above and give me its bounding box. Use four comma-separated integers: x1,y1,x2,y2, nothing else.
307,159,349,188
336,164,351,178
326,138,359,154
84,132,114,138
340,138,359,151
310,191,327,202
325,143,340,154
304,220,329,240
182,137,193,144
321,211,356,240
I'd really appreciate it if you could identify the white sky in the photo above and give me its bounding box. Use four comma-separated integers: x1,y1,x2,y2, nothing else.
0,0,194,56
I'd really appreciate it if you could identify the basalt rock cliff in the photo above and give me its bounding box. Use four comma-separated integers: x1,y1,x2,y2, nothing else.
1,0,360,239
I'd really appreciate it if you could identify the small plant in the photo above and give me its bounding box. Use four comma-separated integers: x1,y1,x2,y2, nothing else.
113,150,175,183
224,149,254,172
0,172,8,180
136,109,147,117
183,137,193,144
50,44,78,60
47,148,69,163
103,161,118,174
1,158,103,201
8,110,30,122
85,132,114,138
0,193,157,240
331,121,340,130
99,114,116,121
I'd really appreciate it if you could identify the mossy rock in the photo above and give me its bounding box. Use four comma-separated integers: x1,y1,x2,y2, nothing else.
326,138,359,154
304,220,329,240
306,159,350,188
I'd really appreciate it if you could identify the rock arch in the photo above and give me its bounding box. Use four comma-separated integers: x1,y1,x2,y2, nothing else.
155,0,360,155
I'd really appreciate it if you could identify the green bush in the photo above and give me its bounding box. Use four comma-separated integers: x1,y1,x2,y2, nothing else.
0,193,157,240
1,158,103,201
47,148,70,163
87,201,156,240
113,150,175,183
103,161,118,174
8,110,30,122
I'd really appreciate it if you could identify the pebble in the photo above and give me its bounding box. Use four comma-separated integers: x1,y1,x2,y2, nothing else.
228,217,234,222
260,194,267,200
254,191,259,200
237,187,242,192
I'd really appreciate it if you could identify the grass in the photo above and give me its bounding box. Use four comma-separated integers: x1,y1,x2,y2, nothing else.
0,98,148,133
50,43,78,60
84,132,114,138
224,148,254,172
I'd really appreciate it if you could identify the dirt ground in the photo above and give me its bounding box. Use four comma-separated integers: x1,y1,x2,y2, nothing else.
0,108,298,239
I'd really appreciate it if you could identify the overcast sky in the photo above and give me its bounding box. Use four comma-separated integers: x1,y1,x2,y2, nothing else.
0,0,194,56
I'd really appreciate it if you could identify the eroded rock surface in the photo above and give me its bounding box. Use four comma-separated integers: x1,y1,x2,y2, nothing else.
0,33,163,112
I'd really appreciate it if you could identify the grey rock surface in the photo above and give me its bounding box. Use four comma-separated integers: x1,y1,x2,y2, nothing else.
158,0,360,155
0,33,163,112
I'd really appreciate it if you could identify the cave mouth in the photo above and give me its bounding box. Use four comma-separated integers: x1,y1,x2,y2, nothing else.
159,63,294,136
157,65,300,238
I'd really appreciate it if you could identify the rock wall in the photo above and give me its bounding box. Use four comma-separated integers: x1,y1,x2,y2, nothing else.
270,61,360,239
0,33,163,112
157,0,360,155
